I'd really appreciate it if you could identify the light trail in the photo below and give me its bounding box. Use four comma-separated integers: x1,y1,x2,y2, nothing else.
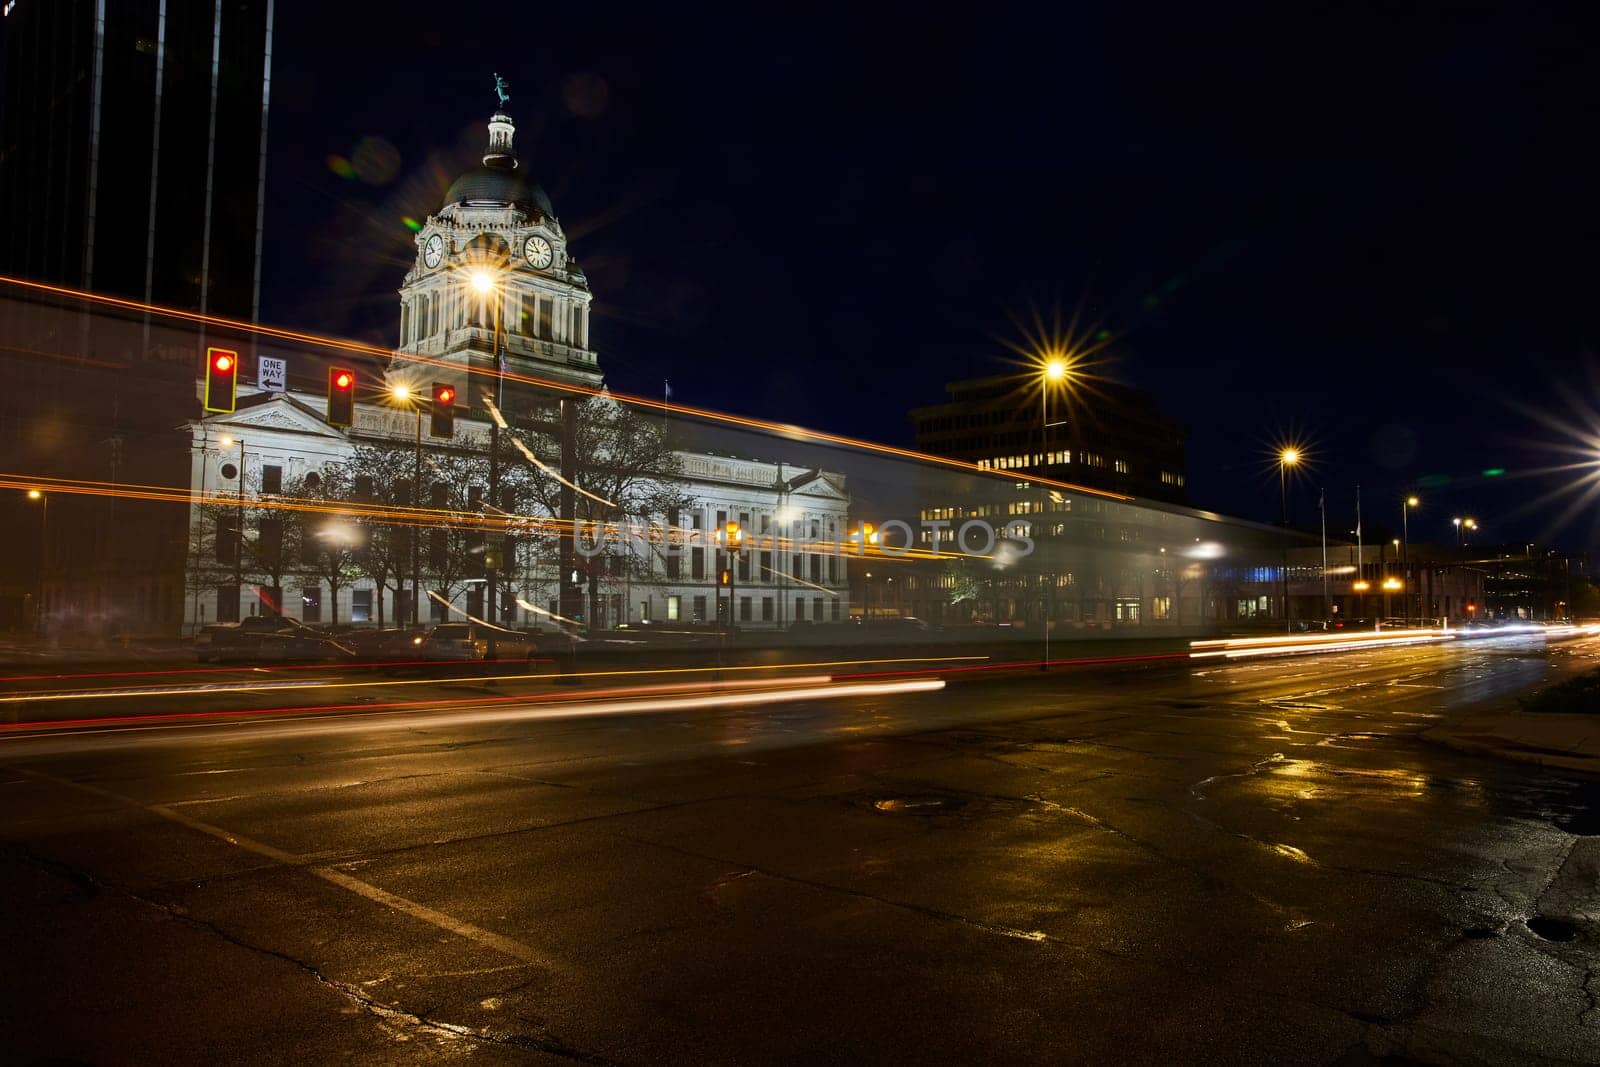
0,676,944,743
1190,629,1456,661
0,275,1129,501
0,655,989,713
0,472,981,564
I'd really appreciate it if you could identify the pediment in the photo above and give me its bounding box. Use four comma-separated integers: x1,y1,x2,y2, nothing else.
202,395,348,439
787,471,848,501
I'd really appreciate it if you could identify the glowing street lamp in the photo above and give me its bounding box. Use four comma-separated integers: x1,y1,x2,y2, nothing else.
1276,447,1301,633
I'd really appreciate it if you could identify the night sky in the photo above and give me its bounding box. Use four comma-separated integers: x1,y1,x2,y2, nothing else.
262,4,1599,551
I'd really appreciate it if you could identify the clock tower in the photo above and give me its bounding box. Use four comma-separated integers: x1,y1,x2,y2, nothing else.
392,101,601,409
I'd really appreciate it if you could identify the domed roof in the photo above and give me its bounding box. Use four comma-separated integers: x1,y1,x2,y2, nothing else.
443,163,554,216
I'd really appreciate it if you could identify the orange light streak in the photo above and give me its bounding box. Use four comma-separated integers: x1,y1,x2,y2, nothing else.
0,275,1130,501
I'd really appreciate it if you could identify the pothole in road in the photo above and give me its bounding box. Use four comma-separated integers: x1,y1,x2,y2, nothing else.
1526,916,1581,943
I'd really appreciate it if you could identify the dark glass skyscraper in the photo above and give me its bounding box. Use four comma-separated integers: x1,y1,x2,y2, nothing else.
0,0,273,635
0,0,273,316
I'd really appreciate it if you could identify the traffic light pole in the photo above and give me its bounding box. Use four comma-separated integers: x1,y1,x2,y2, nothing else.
411,406,422,627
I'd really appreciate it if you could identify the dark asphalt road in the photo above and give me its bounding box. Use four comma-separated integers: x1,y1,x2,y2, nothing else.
4,634,1600,1064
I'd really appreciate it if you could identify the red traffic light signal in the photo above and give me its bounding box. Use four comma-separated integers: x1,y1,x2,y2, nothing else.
204,347,238,413
430,381,455,438
327,367,356,426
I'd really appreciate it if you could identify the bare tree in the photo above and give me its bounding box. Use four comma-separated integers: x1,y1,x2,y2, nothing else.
511,392,690,628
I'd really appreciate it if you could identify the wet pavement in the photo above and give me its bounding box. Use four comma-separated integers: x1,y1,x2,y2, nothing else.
2,633,1599,1064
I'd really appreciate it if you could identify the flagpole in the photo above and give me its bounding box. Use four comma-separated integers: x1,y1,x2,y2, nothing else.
1319,488,1328,623
1355,485,1364,623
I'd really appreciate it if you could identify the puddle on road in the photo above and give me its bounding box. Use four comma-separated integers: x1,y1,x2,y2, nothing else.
873,796,961,815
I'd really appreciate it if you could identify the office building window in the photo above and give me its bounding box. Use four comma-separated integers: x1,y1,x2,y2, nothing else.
831,599,841,621
692,547,705,579
693,595,707,623
812,599,823,621
739,596,752,622
639,600,650,622
301,585,322,622
667,595,680,621
352,589,373,623
762,596,774,621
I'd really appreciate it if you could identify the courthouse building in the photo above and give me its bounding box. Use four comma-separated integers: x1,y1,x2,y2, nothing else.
182,100,849,632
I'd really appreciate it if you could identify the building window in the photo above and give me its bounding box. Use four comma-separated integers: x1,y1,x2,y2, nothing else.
1152,596,1172,621
691,547,705,579
794,597,806,620
831,599,841,621
812,599,823,621
739,596,752,622
667,595,680,621
639,600,650,622
302,585,322,623
216,584,240,623
762,596,774,621
1114,459,1130,474
351,589,372,623
692,595,707,623
261,464,282,495
215,517,238,564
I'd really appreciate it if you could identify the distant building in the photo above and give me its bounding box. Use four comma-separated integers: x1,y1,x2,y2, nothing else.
1479,546,1586,621
909,375,1188,504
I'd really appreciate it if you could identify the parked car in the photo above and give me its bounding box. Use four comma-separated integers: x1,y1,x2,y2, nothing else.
194,616,352,662
343,627,429,660
419,623,536,662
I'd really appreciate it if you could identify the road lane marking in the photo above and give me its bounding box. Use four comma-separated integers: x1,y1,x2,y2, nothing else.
4,763,556,970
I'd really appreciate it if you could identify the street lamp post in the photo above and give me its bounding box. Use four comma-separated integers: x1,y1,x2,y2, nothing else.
470,270,507,632
1278,448,1300,632
1402,495,1418,623
26,489,48,632
390,384,426,627
1039,358,1067,669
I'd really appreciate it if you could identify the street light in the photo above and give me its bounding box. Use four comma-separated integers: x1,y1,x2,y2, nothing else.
1037,360,1075,668
465,267,507,627
25,489,48,631
1277,448,1300,633
388,382,425,626
1402,495,1418,623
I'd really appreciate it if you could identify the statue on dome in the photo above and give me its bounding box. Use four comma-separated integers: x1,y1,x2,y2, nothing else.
492,72,511,108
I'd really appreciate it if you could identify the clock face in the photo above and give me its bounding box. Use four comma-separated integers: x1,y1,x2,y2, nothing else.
524,235,553,270
422,234,443,268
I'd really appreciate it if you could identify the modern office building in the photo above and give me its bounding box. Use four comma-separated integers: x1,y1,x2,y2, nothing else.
910,374,1188,505
0,0,274,634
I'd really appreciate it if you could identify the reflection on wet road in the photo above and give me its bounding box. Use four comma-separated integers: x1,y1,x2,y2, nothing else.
3,632,1599,1062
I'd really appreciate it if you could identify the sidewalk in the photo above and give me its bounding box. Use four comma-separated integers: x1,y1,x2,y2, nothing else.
1425,712,1600,775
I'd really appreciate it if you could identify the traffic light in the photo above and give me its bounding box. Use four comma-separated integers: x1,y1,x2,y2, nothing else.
204,347,238,413
328,367,356,426
430,382,455,437
719,569,732,586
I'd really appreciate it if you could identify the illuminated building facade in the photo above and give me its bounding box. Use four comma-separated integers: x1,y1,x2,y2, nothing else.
179,104,850,633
